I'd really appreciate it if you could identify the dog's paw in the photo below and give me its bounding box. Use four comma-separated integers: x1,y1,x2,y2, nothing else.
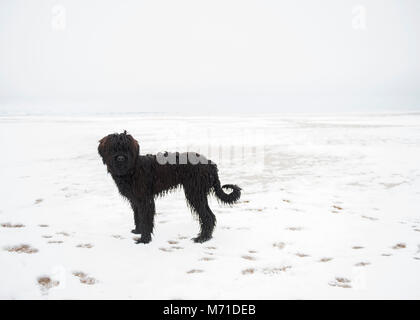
131,229,141,235
192,235,212,243
135,236,152,244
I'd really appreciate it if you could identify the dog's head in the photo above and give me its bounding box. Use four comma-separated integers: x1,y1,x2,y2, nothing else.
98,131,139,176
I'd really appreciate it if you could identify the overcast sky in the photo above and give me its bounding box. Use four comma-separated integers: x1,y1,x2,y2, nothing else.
0,0,419,114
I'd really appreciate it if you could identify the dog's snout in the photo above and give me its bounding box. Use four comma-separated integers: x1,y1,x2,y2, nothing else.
116,155,126,162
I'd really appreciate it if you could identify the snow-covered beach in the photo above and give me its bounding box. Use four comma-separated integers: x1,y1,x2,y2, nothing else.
1,112,420,299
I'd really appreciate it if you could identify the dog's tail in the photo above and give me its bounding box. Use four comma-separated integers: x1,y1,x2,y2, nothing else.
213,179,241,205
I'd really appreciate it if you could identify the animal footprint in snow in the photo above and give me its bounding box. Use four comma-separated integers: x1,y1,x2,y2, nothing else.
248,250,258,254
37,276,59,292
38,224,49,228
273,242,285,249
361,215,378,221
56,232,70,237
242,268,255,275
206,246,217,250
352,246,364,250
199,257,215,261
241,255,256,261
1,222,25,228
111,235,124,239
76,243,93,248
171,246,183,250
286,226,303,231
168,240,178,245
34,199,43,204
48,240,63,244
177,235,188,240
319,257,333,262
392,243,406,249
295,253,310,258
262,266,292,274
5,244,38,254
159,247,173,252
329,277,352,288
242,266,291,275
42,235,53,239
186,269,204,274
355,262,371,267
73,271,97,285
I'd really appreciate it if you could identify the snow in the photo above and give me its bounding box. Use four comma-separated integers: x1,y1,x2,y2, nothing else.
1,112,420,299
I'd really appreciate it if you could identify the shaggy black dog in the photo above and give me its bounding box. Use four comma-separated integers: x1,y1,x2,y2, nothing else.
98,131,241,244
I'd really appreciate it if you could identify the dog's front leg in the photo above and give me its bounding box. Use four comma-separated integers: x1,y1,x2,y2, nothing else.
134,197,155,244
130,202,141,234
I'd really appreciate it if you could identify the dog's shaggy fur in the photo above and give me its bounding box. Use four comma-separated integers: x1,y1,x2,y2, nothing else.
98,131,241,244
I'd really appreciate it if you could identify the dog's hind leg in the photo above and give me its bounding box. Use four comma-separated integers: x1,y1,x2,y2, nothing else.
184,188,216,243
134,197,155,244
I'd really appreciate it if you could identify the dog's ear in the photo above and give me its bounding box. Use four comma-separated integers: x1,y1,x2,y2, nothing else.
98,136,108,164
127,134,140,156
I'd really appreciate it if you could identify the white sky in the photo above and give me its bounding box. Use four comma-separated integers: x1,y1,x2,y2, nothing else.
0,0,419,113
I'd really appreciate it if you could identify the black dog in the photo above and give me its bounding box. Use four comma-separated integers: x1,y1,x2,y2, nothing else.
98,131,241,244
